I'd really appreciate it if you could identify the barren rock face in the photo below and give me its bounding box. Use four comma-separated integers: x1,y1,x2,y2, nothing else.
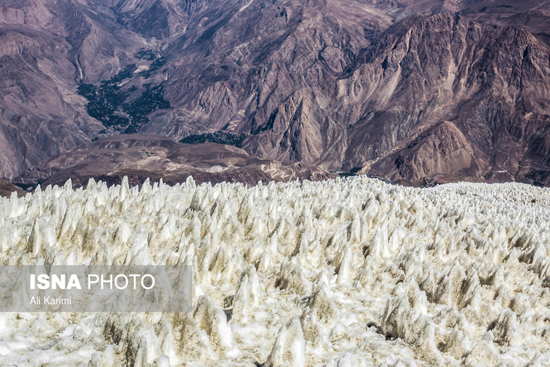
1,176,550,365
1,0,550,185
369,121,489,182
113,0,190,39
338,14,550,183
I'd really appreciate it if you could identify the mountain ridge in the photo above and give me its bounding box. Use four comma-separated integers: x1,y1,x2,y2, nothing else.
1,0,549,186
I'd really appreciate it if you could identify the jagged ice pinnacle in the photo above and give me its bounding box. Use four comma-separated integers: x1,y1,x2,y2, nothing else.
0,176,549,366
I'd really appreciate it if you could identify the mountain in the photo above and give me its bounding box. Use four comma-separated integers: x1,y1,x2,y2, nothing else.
0,0,143,178
1,0,549,187
343,14,550,185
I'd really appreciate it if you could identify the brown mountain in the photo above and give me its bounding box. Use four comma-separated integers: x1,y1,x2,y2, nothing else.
342,14,550,185
1,0,549,187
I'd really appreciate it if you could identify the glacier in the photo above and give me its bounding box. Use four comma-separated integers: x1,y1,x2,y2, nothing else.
0,176,549,366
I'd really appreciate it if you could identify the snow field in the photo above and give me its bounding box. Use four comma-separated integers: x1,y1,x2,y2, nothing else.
0,176,549,366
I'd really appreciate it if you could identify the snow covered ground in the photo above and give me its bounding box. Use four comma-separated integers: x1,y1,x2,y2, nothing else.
0,176,549,366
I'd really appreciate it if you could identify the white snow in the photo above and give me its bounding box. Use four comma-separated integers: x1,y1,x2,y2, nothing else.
0,176,549,366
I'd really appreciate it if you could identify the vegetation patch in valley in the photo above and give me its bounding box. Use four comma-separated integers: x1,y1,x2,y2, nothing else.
78,55,170,134
180,131,247,148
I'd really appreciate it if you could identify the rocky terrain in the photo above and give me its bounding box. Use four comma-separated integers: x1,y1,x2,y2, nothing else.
1,176,550,365
1,0,550,187
12,134,333,189
0,178,25,198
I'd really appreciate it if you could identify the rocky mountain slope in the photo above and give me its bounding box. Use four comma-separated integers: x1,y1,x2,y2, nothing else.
1,0,549,186
0,0,142,178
